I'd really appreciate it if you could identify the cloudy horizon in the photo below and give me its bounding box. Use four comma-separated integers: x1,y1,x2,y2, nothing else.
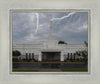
12,12,88,44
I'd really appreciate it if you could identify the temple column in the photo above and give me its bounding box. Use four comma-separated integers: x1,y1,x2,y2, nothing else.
60,51,64,61
38,52,42,61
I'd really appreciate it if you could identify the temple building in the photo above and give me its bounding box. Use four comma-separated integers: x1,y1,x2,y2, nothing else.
13,21,87,61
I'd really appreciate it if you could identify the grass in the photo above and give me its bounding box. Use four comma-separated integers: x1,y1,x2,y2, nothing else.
61,68,88,72
12,69,38,72
13,68,88,72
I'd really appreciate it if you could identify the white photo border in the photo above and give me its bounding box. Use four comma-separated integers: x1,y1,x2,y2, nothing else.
10,9,90,75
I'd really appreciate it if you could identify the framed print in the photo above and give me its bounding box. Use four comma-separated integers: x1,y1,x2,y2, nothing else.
0,0,100,84
10,9,89,73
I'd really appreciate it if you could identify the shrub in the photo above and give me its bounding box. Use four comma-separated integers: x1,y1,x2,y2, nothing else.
13,50,21,56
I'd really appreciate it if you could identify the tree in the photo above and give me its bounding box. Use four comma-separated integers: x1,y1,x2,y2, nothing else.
58,40,67,44
81,50,88,61
84,41,88,62
76,51,80,56
73,53,75,60
75,50,88,62
84,41,88,47
13,50,21,56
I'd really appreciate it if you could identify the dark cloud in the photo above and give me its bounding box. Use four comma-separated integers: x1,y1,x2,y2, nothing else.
12,12,88,44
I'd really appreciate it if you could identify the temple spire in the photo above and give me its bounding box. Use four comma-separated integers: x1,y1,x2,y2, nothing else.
49,21,53,40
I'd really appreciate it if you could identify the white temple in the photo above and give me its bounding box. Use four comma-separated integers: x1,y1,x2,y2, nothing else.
13,21,87,61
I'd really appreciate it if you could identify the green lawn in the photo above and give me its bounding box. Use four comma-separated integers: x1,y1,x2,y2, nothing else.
61,68,88,72
12,69,38,72
13,68,88,72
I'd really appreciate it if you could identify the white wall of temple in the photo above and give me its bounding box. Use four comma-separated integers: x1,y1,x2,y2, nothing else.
13,43,87,51
13,45,87,55
13,43,87,61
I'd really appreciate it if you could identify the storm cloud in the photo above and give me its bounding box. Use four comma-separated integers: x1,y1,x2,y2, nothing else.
12,12,88,44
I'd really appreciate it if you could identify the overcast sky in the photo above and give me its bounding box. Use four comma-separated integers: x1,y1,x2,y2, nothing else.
12,12,88,44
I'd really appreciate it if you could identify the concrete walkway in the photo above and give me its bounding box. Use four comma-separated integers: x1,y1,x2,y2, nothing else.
13,69,62,72
13,61,85,64
38,69,62,72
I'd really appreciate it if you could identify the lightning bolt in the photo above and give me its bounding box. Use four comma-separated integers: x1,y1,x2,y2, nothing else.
34,12,75,33
35,13,39,33
51,12,76,21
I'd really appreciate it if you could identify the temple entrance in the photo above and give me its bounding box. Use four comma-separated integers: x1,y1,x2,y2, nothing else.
42,52,61,61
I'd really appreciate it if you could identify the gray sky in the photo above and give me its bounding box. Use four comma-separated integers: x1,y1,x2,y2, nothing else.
12,12,88,44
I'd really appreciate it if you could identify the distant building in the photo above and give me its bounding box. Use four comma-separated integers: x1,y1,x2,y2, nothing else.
13,21,87,61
